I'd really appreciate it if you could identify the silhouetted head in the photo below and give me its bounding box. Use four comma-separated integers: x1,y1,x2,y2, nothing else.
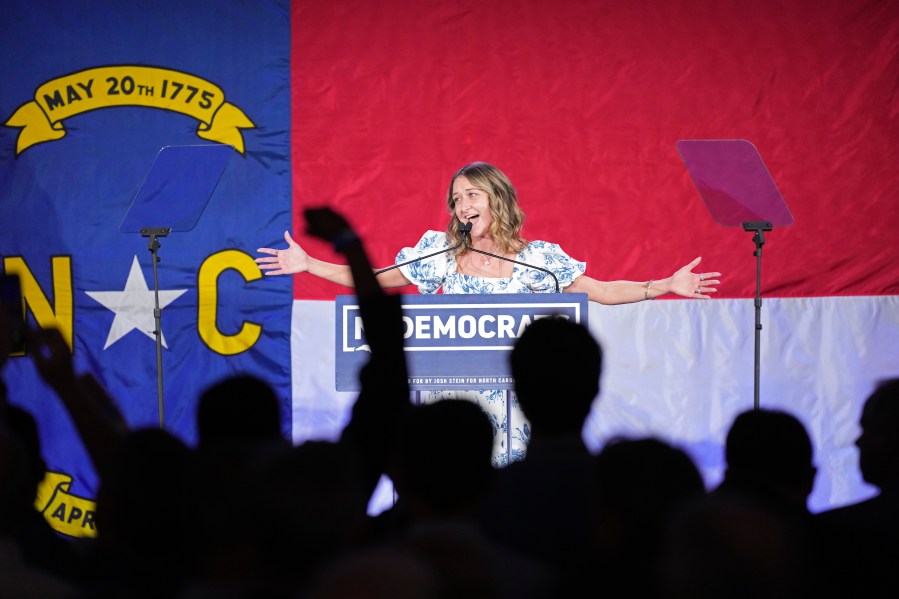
511,316,601,436
856,377,899,488
592,437,705,555
394,400,495,517
242,440,369,585
96,427,191,557
197,374,282,447
590,437,706,595
722,409,816,508
661,493,809,599
594,437,705,517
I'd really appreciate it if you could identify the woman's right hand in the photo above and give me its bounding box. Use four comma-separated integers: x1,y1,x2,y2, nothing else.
256,231,310,276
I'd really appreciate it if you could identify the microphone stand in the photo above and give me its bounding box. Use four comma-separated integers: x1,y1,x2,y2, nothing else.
374,240,466,276
374,221,471,277
461,233,560,293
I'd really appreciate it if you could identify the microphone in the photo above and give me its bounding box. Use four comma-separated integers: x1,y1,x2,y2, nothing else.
374,220,470,276
459,224,560,293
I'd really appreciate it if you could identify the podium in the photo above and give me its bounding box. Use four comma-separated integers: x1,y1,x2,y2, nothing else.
677,139,793,409
120,144,234,428
336,293,588,463
335,293,588,391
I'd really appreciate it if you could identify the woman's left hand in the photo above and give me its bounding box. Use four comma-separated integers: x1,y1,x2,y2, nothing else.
669,257,721,299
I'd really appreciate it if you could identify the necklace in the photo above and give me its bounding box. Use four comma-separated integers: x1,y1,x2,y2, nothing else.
482,256,491,266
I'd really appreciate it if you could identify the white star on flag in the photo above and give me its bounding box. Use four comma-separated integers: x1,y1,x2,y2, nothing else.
86,256,188,350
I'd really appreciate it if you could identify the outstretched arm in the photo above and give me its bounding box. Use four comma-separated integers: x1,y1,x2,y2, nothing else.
303,210,380,299
256,230,412,288
566,257,721,304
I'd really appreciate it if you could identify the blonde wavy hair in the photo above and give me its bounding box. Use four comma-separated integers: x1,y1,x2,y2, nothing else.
445,162,526,255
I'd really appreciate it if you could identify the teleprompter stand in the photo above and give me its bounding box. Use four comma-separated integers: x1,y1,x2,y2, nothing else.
120,144,234,429
676,140,793,410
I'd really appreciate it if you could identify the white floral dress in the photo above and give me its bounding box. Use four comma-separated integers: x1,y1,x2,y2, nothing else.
396,231,586,467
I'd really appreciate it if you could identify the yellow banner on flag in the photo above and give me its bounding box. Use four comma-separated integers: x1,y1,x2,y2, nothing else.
35,471,98,538
5,65,254,154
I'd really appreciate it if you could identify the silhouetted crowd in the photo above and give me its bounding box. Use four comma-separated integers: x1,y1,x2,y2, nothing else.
2,209,897,598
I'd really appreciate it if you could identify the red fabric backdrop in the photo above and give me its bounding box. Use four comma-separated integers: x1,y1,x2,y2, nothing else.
291,0,899,300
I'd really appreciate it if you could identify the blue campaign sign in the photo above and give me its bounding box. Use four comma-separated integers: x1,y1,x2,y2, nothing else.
335,293,588,391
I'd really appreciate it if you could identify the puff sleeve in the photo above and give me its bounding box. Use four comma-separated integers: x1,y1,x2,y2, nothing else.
395,231,451,294
517,240,587,292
